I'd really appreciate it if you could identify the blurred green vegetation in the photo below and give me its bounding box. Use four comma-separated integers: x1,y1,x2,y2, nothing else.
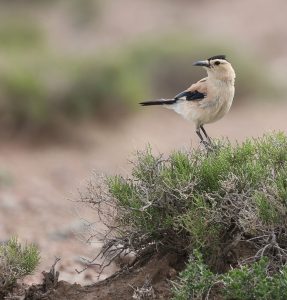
0,20,281,134
0,169,13,187
0,21,44,50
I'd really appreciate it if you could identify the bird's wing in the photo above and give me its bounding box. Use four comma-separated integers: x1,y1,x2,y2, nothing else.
140,78,208,106
174,77,207,101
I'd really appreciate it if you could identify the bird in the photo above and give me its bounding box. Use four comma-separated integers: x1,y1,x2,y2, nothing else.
139,55,236,148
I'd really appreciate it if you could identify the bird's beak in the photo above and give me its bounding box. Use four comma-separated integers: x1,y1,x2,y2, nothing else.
192,60,210,67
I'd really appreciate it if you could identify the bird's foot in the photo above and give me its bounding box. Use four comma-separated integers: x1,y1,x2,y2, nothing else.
200,140,212,150
201,140,221,154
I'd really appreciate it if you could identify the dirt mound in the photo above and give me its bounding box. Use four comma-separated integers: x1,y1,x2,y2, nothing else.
23,253,181,300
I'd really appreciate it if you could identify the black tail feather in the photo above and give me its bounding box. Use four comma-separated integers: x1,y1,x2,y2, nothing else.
139,99,176,106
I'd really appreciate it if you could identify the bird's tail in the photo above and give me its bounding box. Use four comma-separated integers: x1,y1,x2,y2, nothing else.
139,99,177,106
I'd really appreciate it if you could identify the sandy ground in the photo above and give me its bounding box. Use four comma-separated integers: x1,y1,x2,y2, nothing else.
0,102,286,284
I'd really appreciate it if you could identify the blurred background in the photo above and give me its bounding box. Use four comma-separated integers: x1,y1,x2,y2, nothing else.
0,0,287,284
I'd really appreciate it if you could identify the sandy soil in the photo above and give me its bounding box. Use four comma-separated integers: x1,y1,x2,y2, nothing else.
0,102,286,285
25,252,179,300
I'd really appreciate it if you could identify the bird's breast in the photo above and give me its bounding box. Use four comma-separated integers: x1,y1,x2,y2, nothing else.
191,84,234,125
200,84,234,124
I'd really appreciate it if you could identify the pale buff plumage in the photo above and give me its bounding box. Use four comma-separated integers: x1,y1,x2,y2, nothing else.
140,55,236,146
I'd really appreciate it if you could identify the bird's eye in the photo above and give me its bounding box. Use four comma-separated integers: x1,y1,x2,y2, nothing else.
214,61,221,65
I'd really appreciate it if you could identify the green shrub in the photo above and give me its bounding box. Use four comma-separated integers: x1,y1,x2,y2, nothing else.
102,134,287,255
172,250,215,300
77,132,287,299
0,237,40,297
222,257,287,300
81,133,287,298
172,255,287,300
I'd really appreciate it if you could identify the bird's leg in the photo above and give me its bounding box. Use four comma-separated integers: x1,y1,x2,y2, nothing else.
196,128,204,142
200,125,212,144
196,128,209,149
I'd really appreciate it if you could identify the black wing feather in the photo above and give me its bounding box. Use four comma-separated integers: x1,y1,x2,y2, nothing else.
174,90,205,101
139,99,176,106
140,90,205,106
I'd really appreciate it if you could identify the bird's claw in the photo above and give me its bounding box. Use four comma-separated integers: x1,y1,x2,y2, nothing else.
200,140,214,151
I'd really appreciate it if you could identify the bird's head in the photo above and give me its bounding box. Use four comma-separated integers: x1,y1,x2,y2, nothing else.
192,55,235,82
